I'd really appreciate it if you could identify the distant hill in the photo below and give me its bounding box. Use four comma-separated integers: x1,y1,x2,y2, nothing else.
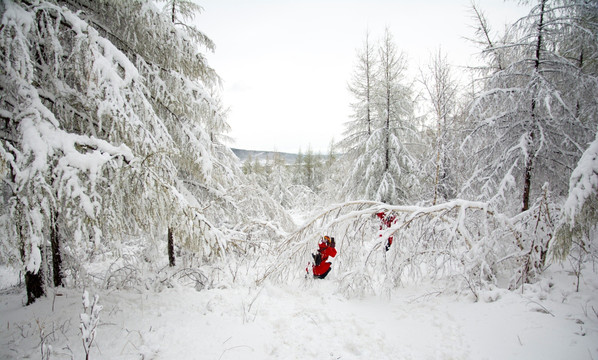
231,148,297,164
231,148,328,164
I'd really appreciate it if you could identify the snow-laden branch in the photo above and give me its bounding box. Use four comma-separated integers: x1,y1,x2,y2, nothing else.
562,130,598,225
259,199,503,290
260,196,555,298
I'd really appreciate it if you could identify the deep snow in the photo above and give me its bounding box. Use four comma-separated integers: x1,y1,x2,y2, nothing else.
1,263,597,359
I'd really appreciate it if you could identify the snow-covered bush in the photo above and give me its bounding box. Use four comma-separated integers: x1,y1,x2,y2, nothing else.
80,291,102,360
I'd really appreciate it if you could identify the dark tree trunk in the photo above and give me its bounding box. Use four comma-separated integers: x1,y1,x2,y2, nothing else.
16,202,45,305
171,0,176,23
168,227,175,267
5,138,46,304
51,211,64,287
433,135,441,205
366,35,372,136
521,150,534,212
25,268,45,305
522,0,546,213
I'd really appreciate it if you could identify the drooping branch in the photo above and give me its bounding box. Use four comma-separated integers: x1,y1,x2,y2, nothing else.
259,199,502,286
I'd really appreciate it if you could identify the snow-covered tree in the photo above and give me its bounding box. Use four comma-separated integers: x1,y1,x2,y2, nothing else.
562,131,598,227
0,0,159,303
265,152,294,209
338,31,376,201
467,2,511,75
0,0,292,304
302,146,322,191
324,139,337,171
318,139,343,203
420,48,459,204
462,0,598,214
292,149,305,186
341,28,419,204
77,0,294,263
340,32,376,156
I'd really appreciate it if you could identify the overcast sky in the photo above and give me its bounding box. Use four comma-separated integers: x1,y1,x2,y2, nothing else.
197,0,530,154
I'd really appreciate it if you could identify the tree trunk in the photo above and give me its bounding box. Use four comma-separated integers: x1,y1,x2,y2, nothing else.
522,0,546,213
168,227,175,267
521,145,534,212
171,0,176,23
382,84,391,204
15,200,45,305
384,79,391,172
25,268,45,305
533,0,546,71
575,49,583,119
433,141,440,205
50,211,64,287
366,34,372,136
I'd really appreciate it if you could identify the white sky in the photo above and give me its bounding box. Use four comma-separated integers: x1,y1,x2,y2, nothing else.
197,0,530,154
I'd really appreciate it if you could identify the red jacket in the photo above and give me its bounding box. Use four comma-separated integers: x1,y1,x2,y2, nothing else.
312,243,337,276
377,211,395,228
377,211,396,247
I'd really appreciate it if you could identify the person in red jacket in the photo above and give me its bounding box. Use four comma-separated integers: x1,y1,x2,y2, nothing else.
311,236,337,279
376,211,396,251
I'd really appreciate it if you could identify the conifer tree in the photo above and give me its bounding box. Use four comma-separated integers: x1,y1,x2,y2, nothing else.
462,0,598,214
420,48,458,204
0,0,293,303
341,28,419,204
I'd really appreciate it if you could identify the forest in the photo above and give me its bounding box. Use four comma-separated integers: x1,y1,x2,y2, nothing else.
0,0,597,358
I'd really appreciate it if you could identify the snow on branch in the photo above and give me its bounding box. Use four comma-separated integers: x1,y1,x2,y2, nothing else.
259,200,517,295
562,131,598,225
80,290,102,360
261,196,555,298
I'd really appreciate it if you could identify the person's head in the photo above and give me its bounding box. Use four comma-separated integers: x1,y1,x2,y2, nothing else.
323,235,331,245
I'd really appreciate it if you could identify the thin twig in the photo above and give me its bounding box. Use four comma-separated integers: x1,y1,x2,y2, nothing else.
218,345,254,360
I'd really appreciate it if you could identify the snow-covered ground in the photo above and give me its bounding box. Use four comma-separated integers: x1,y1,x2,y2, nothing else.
1,263,597,359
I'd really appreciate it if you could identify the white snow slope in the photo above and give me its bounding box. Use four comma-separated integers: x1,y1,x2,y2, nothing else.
1,263,597,360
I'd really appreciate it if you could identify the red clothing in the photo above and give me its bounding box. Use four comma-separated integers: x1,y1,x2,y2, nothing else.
377,211,396,228
312,243,337,277
377,211,396,249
